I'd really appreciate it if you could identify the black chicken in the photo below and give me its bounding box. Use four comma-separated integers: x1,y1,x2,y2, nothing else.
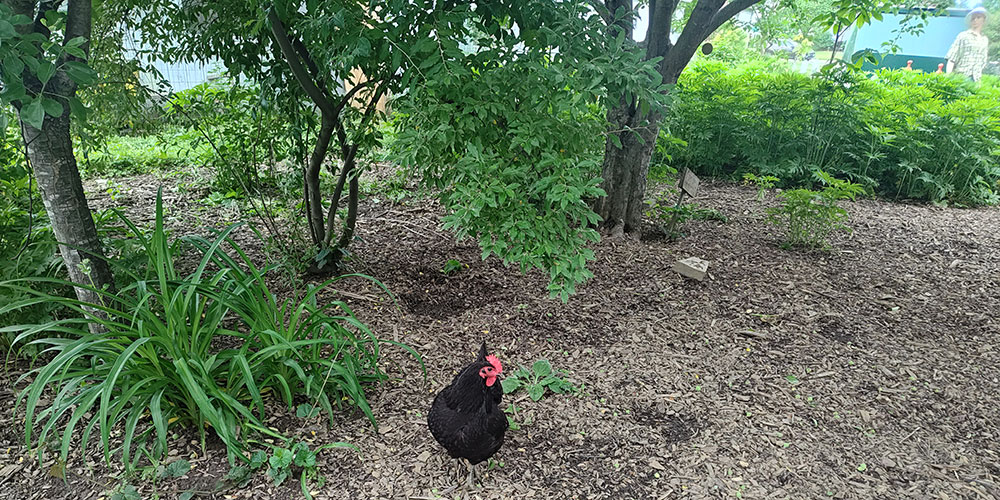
428,341,508,489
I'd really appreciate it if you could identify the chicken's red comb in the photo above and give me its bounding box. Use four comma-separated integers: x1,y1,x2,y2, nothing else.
485,354,503,374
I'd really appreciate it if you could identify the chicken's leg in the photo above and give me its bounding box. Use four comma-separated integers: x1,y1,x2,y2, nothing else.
464,459,481,489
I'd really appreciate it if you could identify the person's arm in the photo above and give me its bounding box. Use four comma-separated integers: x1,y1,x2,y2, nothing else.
946,33,966,72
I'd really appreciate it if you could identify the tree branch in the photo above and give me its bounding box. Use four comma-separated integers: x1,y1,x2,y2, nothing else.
266,7,335,116
706,0,765,36
64,0,90,53
662,0,724,80
645,0,675,58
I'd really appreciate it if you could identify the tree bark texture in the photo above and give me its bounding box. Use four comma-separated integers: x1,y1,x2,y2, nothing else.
21,114,115,304
9,0,115,307
596,105,662,236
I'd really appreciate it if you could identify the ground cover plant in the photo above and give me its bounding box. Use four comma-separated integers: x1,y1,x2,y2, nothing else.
661,60,1000,206
766,171,865,249
0,191,414,474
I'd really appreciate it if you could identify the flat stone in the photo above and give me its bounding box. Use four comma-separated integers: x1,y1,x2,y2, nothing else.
673,257,710,281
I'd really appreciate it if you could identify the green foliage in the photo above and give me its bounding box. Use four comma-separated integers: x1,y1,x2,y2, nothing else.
662,61,1000,206
743,173,781,201
501,359,577,402
644,189,728,240
0,5,99,129
78,131,211,178
440,259,464,275
390,1,672,301
1,190,418,471
254,441,354,499
766,171,864,249
163,79,294,195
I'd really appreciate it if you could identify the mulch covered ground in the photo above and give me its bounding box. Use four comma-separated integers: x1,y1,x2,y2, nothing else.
1,175,998,500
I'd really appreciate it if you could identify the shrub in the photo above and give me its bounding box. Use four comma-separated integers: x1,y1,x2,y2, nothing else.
766,171,864,249
1,190,419,470
662,61,1000,206
163,79,296,195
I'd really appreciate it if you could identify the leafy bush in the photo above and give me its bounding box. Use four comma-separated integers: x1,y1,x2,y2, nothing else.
1,191,418,471
392,54,608,302
662,61,1000,206
164,79,296,195
766,171,864,249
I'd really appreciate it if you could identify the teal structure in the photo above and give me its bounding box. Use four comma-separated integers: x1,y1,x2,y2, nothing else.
842,8,973,73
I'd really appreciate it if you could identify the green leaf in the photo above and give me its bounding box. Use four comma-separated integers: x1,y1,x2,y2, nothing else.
0,113,6,131
164,459,191,478
250,450,268,470
36,61,55,84
268,466,289,486
270,448,293,469
178,493,194,500
22,99,45,129
0,20,15,39
64,45,86,59
41,97,63,117
63,61,98,85
68,96,89,121
608,133,622,149
527,383,545,402
2,56,24,79
296,403,317,418
65,36,86,47
500,377,521,394
532,359,552,378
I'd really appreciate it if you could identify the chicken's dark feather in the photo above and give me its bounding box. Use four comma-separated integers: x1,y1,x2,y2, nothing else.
428,343,507,465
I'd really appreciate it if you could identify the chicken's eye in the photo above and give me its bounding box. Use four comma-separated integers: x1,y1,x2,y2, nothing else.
479,366,494,378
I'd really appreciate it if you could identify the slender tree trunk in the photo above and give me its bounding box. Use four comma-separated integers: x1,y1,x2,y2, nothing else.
20,114,115,304
8,0,115,309
305,116,335,245
596,103,663,236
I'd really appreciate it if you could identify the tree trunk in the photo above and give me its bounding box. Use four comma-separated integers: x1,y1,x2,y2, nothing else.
20,113,115,304
596,102,663,237
596,0,764,237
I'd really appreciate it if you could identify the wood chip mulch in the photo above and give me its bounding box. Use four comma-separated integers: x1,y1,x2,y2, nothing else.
1,177,998,500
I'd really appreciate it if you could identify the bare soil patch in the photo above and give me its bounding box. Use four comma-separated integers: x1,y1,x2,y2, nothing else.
2,179,998,500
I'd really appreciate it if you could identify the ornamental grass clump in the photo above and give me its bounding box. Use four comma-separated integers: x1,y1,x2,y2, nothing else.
0,190,419,471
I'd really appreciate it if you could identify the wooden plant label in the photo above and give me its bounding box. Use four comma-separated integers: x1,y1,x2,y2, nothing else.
680,168,700,198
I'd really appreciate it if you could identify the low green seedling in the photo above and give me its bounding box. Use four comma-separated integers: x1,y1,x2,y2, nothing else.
258,441,357,499
501,359,577,401
742,173,780,202
645,192,728,240
441,258,464,275
766,171,864,249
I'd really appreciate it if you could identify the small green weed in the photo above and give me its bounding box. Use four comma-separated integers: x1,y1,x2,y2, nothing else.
645,192,728,240
257,441,355,499
766,171,864,249
501,359,577,401
742,173,780,201
440,258,464,275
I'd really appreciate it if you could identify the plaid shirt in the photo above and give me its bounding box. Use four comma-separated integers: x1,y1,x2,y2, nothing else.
947,30,990,81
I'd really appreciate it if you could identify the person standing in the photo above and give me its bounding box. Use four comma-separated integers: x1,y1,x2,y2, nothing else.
946,7,990,81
